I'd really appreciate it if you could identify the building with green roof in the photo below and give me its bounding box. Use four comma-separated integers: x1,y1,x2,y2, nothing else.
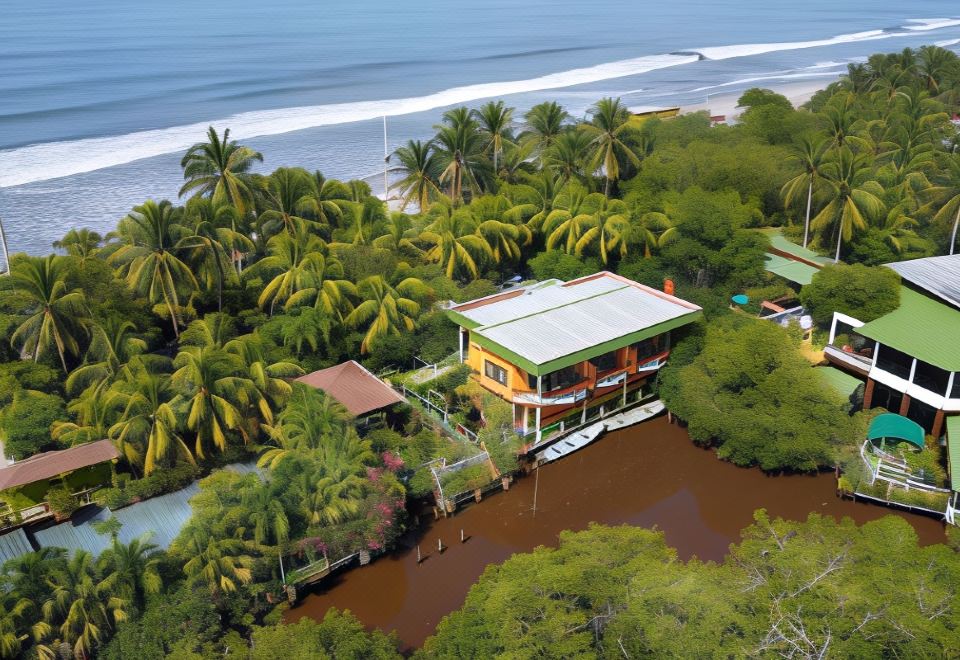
824,254,960,442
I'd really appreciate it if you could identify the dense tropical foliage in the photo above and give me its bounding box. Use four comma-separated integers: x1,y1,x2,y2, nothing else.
0,44,959,657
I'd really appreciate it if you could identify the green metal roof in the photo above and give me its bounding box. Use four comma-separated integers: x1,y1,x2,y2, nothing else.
857,287,960,372
758,228,834,266
816,366,863,398
764,253,819,285
867,412,925,449
947,415,960,493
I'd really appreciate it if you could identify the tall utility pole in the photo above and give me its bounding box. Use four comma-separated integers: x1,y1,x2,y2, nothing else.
0,213,10,276
383,116,390,204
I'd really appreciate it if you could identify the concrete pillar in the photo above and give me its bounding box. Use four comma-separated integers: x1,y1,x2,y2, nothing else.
898,394,911,417
863,378,875,410
535,406,541,442
458,328,464,363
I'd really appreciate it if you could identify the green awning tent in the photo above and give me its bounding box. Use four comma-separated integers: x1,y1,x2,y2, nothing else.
867,413,925,450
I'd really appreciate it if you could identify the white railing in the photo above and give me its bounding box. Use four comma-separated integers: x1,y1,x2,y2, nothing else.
636,356,667,372
512,387,588,406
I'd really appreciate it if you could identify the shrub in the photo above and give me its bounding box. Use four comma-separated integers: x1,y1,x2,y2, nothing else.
801,264,900,326
46,486,81,519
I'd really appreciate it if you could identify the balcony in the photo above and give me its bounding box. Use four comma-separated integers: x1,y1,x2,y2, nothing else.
512,381,589,406
824,344,872,375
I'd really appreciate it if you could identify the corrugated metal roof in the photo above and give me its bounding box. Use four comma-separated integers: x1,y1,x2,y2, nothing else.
451,276,623,327
474,276,700,369
886,254,960,309
858,287,960,372
33,483,201,555
758,228,833,266
0,440,118,491
764,253,819,285
0,528,33,565
296,361,405,416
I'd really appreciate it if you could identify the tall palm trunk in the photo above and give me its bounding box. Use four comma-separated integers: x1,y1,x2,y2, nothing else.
950,204,960,256
0,213,9,275
803,180,813,248
834,223,843,263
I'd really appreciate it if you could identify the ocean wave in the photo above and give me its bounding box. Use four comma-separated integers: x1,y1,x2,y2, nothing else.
3,17,960,188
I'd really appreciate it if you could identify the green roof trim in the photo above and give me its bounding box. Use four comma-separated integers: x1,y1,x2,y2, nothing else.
758,228,833,266
446,309,482,330
469,310,702,377
816,366,863,398
764,253,819,285
857,287,960,372
867,413,925,450
947,415,960,493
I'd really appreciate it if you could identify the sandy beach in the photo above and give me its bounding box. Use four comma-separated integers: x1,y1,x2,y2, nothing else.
681,77,841,119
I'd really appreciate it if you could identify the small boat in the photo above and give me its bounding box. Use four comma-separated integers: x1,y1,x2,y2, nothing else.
603,400,665,431
534,400,666,464
535,422,605,464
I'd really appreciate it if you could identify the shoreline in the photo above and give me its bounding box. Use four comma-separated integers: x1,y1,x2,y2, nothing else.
680,77,840,119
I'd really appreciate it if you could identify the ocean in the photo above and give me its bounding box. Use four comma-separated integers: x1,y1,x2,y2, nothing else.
1,0,959,257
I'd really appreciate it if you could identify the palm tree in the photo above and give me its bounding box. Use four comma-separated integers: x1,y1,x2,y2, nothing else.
820,93,863,149
545,130,592,188
42,550,126,660
542,186,603,254
522,101,569,164
307,467,367,526
575,197,629,265
0,595,36,659
52,386,118,449
473,101,515,175
628,211,677,258
434,108,485,203
580,98,640,196
259,167,318,237
246,229,351,316
179,127,263,217
97,535,161,609
225,333,302,436
811,148,886,262
53,228,102,263
258,384,353,469
9,255,90,373
924,153,960,255
418,204,492,279
371,212,419,255
781,136,830,247
172,346,250,460
172,526,253,596
111,200,198,337
65,318,147,397
918,45,957,95
345,275,428,353
393,140,443,211
300,172,349,228
241,484,290,547
109,357,193,475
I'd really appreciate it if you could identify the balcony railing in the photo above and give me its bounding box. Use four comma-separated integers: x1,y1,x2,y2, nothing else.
824,344,872,373
512,386,588,406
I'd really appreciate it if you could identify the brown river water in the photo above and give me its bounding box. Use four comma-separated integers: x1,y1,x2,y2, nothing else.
286,416,945,650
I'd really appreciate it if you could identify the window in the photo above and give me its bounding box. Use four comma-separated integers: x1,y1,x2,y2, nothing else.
912,360,950,395
875,345,912,380
589,351,617,372
543,365,580,392
633,336,662,361
484,360,507,386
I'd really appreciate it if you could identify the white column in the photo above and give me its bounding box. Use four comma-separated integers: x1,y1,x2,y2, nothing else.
828,313,839,344
458,329,464,363
908,358,917,384
535,406,542,442
947,372,955,399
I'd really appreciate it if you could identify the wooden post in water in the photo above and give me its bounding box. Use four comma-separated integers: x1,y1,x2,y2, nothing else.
438,538,445,553
460,529,465,543
416,545,422,563
532,465,540,517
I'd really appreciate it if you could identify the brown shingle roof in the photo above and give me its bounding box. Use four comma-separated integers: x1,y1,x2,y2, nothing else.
0,440,119,491
295,361,405,416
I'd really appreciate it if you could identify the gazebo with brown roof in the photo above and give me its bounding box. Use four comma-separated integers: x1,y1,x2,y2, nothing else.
295,360,406,417
0,440,119,493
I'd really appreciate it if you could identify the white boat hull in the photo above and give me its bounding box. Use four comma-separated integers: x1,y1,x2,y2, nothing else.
533,400,666,464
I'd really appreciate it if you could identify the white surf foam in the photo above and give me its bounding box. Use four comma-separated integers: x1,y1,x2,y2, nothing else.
936,38,960,47
902,18,960,32
0,53,697,188
4,17,960,188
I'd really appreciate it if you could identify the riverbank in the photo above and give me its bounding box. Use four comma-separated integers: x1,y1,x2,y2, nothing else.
286,416,945,650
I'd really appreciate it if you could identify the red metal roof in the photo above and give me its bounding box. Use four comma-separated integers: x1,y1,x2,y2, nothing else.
295,361,405,416
0,440,119,491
